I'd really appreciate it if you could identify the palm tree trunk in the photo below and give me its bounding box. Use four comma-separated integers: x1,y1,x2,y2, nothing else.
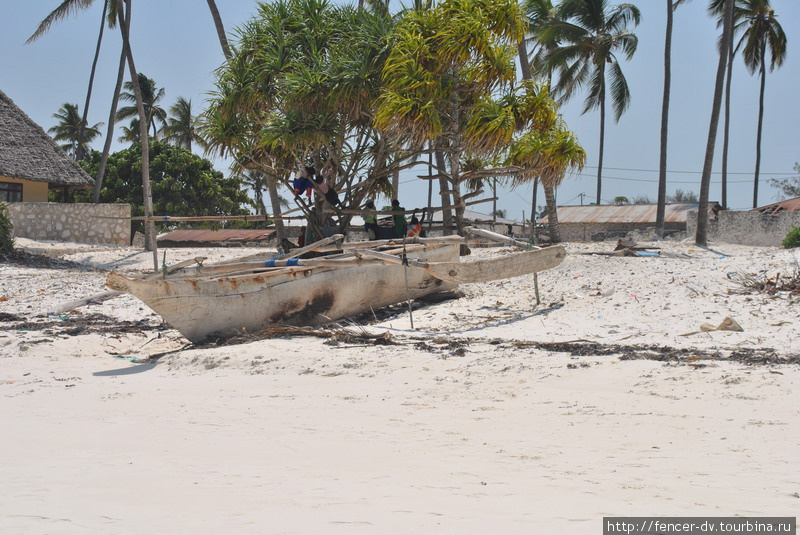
696,0,734,246
93,5,128,204
116,0,157,267
544,184,560,243
656,0,673,239
206,0,232,60
267,175,287,241
596,73,606,205
753,59,766,208
517,40,532,80
434,147,453,235
721,36,734,210
78,1,108,162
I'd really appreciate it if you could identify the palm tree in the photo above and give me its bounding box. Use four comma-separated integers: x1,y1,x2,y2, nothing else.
28,1,118,167
734,0,787,208
118,118,141,144
696,0,734,246
205,0,232,60
541,0,640,205
163,97,205,153
114,0,156,262
656,0,676,238
48,103,103,160
520,0,558,239
116,73,167,138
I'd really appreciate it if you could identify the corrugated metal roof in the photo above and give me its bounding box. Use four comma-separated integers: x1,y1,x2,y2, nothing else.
539,203,711,224
157,229,275,243
753,197,800,215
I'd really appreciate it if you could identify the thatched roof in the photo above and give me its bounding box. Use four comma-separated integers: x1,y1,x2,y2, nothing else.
0,89,94,187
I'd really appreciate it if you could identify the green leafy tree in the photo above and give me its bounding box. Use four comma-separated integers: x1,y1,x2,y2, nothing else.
48,103,102,160
77,141,252,232
506,119,586,242
0,202,14,254
613,196,629,205
204,0,401,241
734,0,787,208
539,0,640,205
376,0,560,234
667,188,698,202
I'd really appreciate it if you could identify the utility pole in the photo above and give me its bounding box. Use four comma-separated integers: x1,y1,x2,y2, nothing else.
579,193,585,206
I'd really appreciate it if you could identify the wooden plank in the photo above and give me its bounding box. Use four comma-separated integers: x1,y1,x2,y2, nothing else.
465,227,539,250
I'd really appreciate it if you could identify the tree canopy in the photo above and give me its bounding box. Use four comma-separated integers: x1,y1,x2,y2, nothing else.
77,140,252,228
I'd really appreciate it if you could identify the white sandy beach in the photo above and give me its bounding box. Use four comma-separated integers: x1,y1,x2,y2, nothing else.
1,238,798,534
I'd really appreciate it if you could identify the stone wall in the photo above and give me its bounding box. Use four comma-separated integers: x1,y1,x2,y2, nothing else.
8,203,131,245
553,222,685,242
687,210,800,246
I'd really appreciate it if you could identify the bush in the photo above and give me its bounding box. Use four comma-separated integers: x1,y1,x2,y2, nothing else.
0,201,14,253
783,226,800,249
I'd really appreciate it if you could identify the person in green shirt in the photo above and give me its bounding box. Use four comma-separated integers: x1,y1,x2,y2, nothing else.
364,199,378,240
391,199,407,239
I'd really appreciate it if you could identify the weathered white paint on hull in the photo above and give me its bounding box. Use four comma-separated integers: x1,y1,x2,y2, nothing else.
108,244,459,343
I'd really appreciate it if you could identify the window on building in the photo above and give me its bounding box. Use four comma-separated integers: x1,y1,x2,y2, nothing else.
0,182,23,202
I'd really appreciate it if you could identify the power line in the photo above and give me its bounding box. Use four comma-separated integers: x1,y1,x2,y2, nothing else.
569,171,755,185
580,165,795,176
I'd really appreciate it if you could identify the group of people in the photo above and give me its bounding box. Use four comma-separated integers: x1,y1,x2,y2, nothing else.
291,166,426,243
363,199,424,241
291,166,341,207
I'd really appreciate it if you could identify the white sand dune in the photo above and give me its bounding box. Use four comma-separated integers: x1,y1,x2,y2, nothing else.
1,238,798,534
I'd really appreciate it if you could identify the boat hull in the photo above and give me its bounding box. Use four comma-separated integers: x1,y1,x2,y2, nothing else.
108,244,459,343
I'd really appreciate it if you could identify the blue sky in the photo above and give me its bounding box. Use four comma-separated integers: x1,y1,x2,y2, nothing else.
1,0,797,219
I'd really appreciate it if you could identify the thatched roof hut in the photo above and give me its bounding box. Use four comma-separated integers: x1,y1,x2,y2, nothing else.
0,89,94,190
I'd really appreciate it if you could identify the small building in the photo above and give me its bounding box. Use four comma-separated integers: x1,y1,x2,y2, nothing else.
0,89,94,202
753,196,800,216
1,89,130,245
540,203,721,242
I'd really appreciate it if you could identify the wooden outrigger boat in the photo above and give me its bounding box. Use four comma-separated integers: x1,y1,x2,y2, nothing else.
106,233,566,343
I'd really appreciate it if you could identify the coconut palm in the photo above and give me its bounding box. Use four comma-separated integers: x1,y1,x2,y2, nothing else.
519,0,558,238
28,1,118,165
112,0,156,260
163,97,205,153
540,0,640,205
116,73,167,138
696,0,735,246
734,0,786,208
118,118,140,144
48,103,103,160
